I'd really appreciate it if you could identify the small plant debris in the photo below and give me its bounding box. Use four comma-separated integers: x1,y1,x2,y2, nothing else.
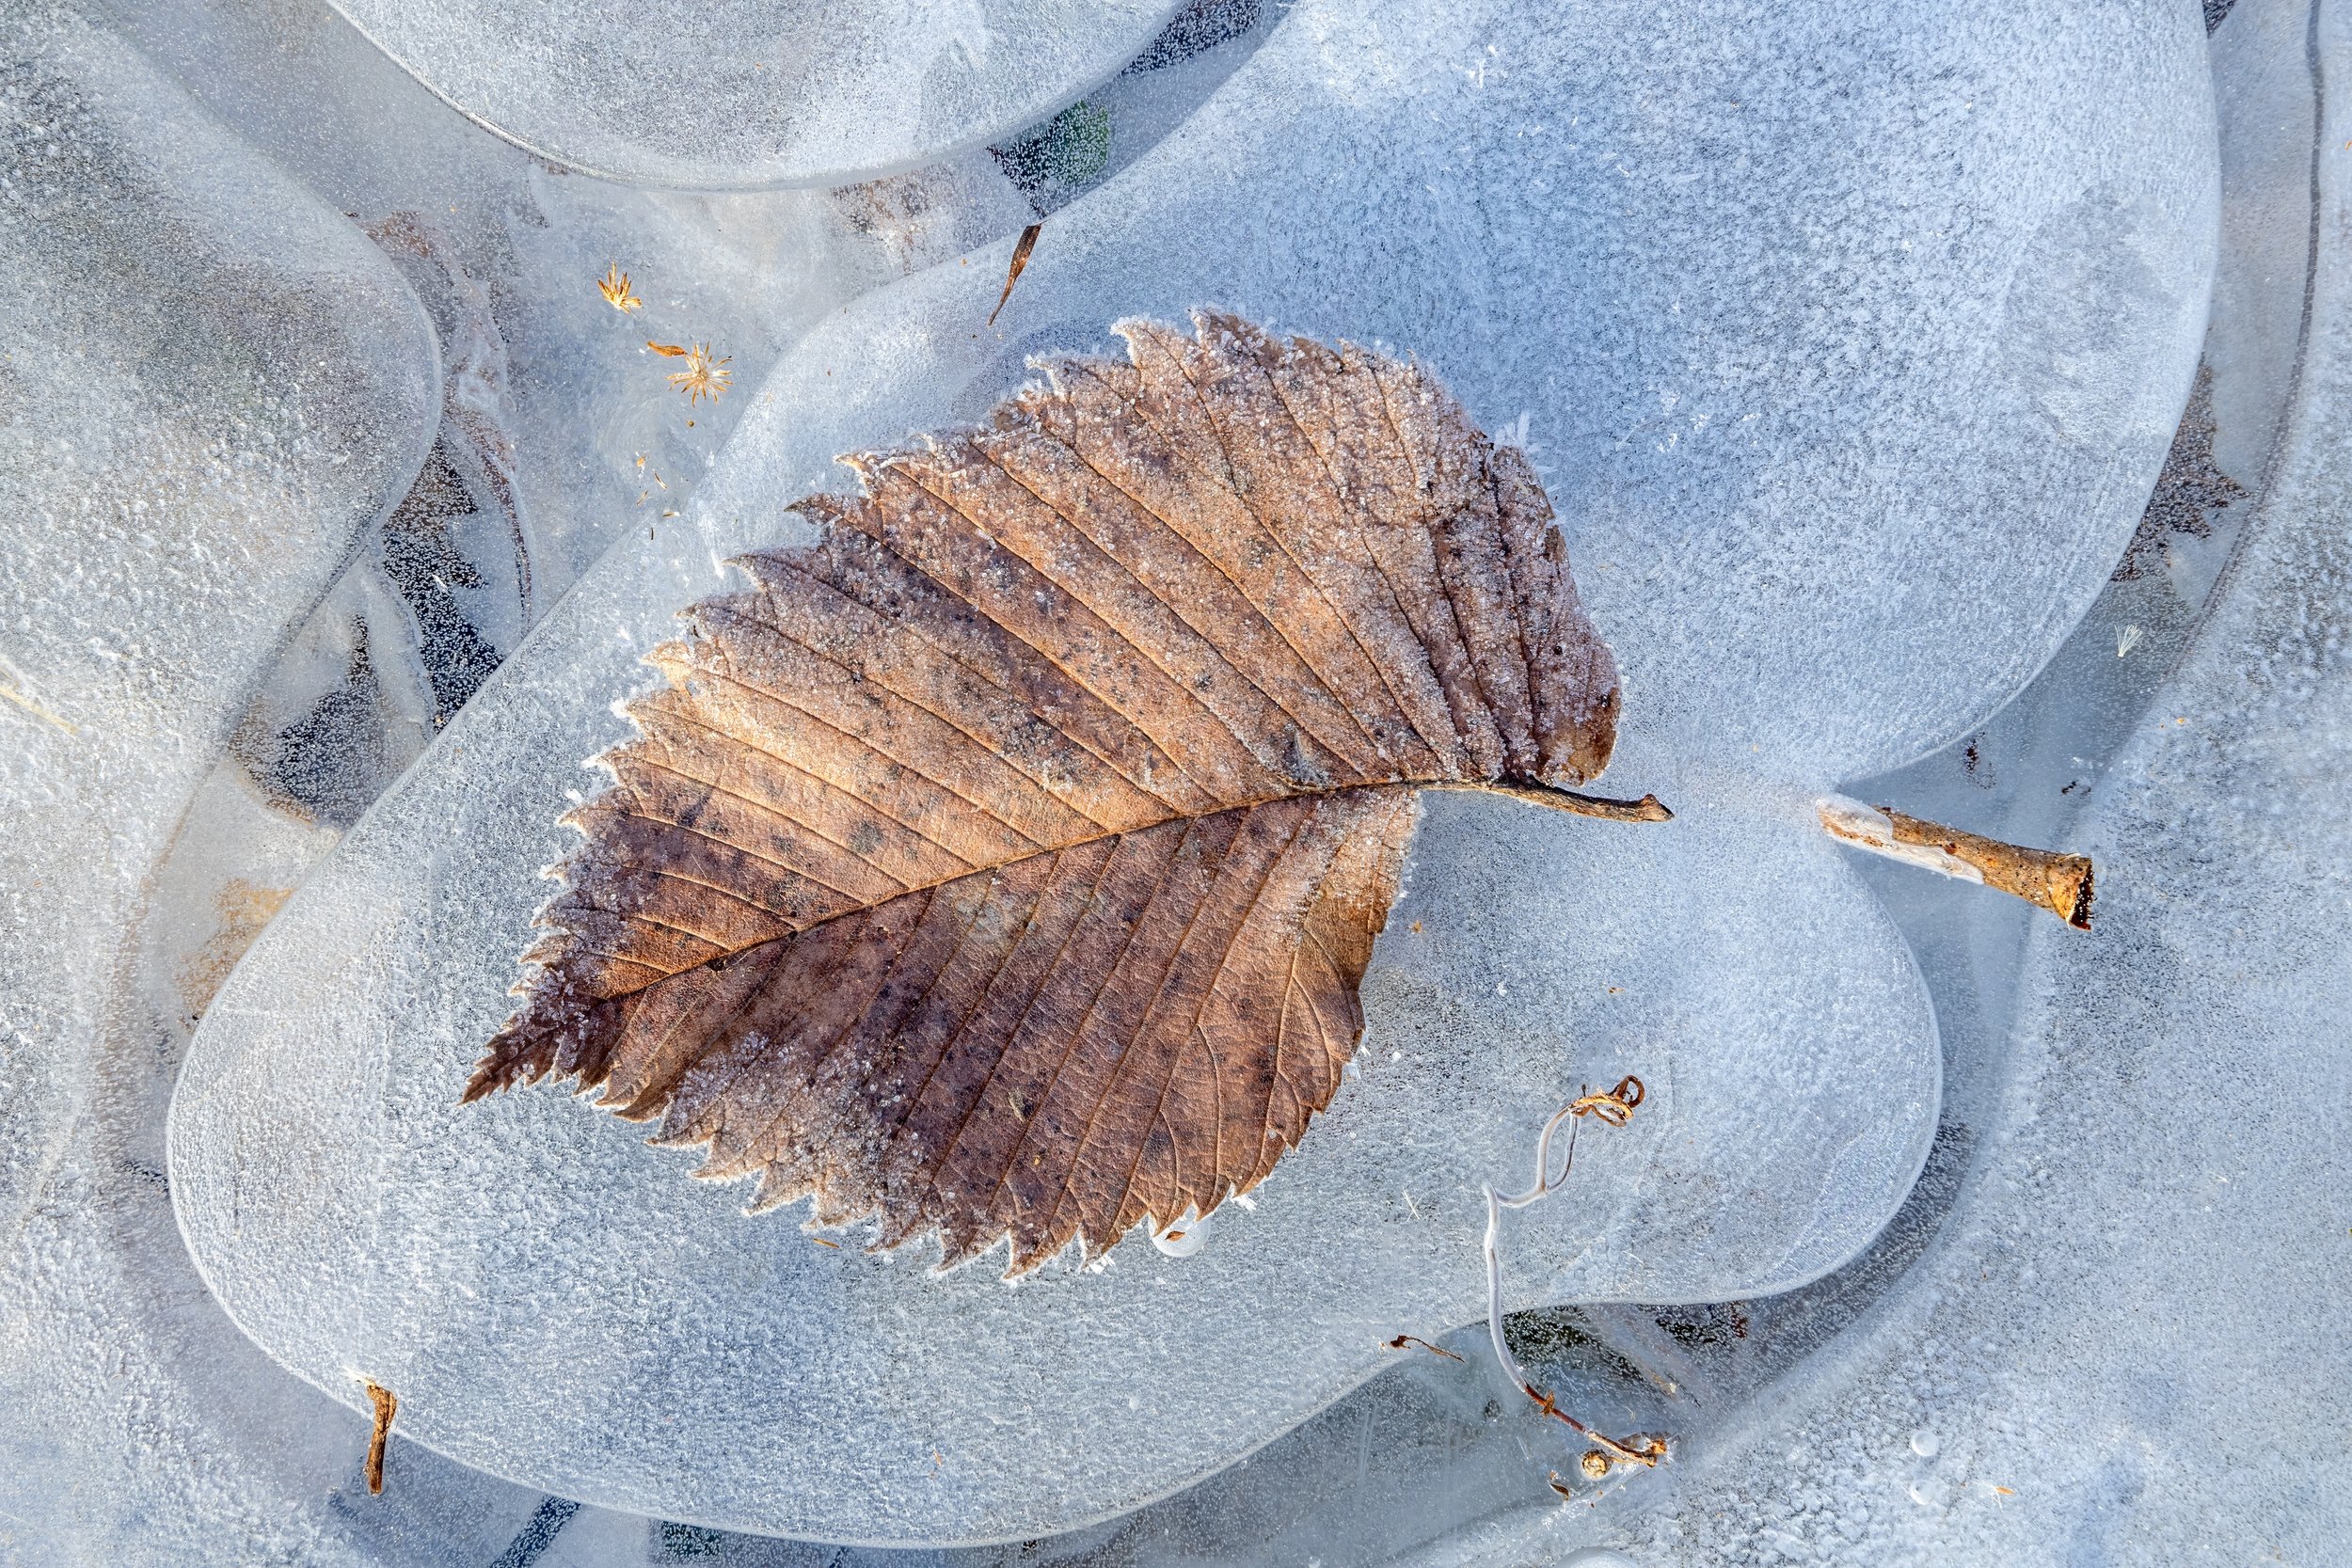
597,264,643,313
360,1380,397,1495
646,341,732,404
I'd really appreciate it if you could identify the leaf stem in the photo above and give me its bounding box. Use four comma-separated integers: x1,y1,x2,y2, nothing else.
1432,782,1674,821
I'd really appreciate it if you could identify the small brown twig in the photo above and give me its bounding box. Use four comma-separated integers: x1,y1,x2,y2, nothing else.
360,1381,397,1495
987,222,1043,326
1386,1334,1467,1362
1481,1077,1665,1481
1817,795,2093,928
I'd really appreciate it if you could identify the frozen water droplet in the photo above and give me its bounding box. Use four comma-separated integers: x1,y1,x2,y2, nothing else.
1152,1209,1207,1259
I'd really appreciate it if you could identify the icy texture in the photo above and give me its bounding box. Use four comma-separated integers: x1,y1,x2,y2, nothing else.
90,0,1048,818
326,0,1183,188
167,0,2217,1546
175,732,1931,1540
1689,6,2352,1556
0,6,531,1559
0,8,862,1558
0,0,437,1247
1344,4,2352,1561
691,0,2217,788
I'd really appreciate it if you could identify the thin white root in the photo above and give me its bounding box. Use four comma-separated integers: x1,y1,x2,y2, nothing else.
1481,1078,1666,1476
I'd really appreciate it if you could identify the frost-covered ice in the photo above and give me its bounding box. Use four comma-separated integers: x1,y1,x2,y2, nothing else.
167,0,2217,1544
325,0,1183,188
0,5,503,1558
1339,2,2352,1561
0,0,437,1250
80,0,1037,824
173,763,1931,1540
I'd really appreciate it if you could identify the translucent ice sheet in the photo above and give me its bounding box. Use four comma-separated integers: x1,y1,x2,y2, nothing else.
1588,5,2352,1558
0,0,437,1248
0,7,513,1560
326,0,1184,188
166,0,2219,1548
694,0,2217,788
173,722,1932,1540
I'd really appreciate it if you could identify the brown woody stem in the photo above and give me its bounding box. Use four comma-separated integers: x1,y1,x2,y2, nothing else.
360,1380,397,1495
1435,782,1674,822
1817,794,2094,929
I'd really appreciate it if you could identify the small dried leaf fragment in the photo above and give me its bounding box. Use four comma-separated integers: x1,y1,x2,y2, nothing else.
472,311,1626,1274
987,221,1042,326
597,264,643,312
646,340,732,404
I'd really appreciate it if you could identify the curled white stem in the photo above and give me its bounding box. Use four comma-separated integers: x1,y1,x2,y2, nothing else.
1483,1101,1583,1394
1479,1079,1662,1472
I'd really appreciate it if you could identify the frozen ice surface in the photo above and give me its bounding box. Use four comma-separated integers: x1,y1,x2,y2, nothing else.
167,0,2218,1544
326,0,1184,188
0,7,837,1558
96,0,1059,613
693,0,2217,789
160,0,2228,1550
0,5,550,1560
88,0,1043,818
174,725,1932,1540
1335,4,2352,1562
0,0,437,1250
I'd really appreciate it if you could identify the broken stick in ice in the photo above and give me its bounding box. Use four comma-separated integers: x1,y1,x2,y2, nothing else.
1817,795,2094,929
360,1380,397,1495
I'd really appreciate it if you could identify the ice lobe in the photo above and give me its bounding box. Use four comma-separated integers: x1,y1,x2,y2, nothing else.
694,0,2217,786
0,8,465,1558
173,733,1931,1542
170,0,2211,1545
325,0,1183,188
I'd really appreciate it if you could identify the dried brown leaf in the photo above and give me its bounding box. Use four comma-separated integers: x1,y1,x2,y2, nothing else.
469,311,1627,1274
